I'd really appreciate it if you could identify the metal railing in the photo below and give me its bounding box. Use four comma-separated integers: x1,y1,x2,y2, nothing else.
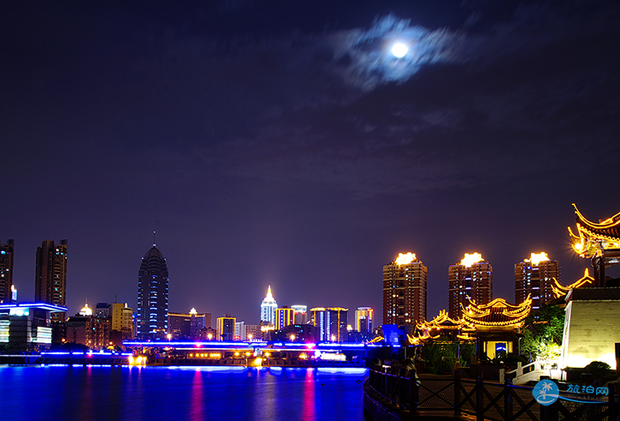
366,368,620,421
367,368,418,411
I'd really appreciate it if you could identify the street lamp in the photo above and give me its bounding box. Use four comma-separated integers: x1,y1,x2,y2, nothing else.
290,334,296,342
248,334,253,342
207,333,213,341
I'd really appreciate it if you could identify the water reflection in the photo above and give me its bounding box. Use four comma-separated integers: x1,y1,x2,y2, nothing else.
302,368,316,421
0,365,368,421
190,370,204,421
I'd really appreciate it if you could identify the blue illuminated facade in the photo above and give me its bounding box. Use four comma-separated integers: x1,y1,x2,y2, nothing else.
136,244,169,340
0,302,68,351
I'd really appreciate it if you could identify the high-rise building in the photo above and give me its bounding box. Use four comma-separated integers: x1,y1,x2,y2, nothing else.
216,315,236,341
111,303,134,333
310,307,348,342
275,307,294,330
383,252,427,326
515,252,560,310
136,243,169,340
448,252,493,319
35,240,68,323
291,305,308,324
0,239,14,303
260,286,277,325
355,307,374,333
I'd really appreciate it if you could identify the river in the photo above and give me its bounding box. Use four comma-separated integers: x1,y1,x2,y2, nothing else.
0,365,368,421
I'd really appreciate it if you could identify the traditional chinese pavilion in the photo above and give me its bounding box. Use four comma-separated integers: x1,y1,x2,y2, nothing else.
462,296,532,360
569,204,620,286
563,205,620,369
408,297,531,361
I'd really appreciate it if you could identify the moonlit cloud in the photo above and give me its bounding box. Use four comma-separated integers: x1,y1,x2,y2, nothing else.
326,15,465,90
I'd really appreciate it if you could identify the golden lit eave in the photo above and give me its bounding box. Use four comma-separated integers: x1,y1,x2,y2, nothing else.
551,268,594,299
462,296,531,328
574,203,620,230
569,204,620,258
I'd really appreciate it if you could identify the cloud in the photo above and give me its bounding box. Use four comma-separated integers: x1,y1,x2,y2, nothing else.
325,14,465,90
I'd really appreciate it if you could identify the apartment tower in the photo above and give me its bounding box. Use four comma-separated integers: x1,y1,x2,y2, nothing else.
35,239,68,322
448,252,493,319
515,252,560,310
383,252,427,326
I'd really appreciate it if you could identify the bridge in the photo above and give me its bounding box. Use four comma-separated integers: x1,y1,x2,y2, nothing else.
0,351,132,365
123,340,391,367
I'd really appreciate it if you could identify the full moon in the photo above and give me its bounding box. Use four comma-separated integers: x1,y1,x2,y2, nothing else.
391,42,408,58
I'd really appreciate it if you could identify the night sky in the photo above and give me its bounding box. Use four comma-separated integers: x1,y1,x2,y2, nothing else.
2,0,619,326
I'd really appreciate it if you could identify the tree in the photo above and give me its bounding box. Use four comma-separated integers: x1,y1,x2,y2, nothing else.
521,304,565,365
420,340,457,374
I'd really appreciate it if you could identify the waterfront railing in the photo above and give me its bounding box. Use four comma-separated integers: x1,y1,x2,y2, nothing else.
366,368,620,421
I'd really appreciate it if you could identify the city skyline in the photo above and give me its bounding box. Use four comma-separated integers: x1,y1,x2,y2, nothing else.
0,235,604,328
2,1,619,326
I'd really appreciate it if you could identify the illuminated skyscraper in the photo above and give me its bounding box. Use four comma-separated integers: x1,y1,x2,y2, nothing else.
275,307,295,330
35,239,68,323
136,243,169,340
0,239,14,303
448,252,493,319
355,307,374,333
515,252,560,310
383,252,427,326
216,315,236,341
260,286,277,325
310,307,348,342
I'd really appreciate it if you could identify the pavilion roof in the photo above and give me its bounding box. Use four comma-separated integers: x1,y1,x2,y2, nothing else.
551,268,594,299
569,204,620,258
462,296,531,328
416,310,472,331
